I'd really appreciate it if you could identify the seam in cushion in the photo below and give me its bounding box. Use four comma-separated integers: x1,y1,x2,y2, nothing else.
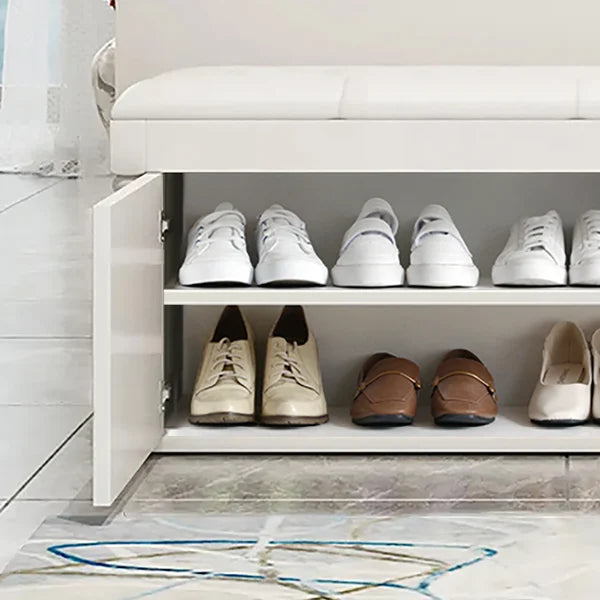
338,76,350,119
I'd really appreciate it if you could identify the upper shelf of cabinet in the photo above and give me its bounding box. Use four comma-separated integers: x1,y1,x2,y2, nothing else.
164,281,600,306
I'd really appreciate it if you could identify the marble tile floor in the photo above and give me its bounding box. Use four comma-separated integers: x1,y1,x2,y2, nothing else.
2,510,600,599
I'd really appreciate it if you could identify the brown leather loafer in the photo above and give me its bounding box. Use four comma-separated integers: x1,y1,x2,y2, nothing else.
351,353,421,426
431,349,498,426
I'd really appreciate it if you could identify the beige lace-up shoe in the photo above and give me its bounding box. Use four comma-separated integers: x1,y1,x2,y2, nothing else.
261,306,328,426
189,306,255,425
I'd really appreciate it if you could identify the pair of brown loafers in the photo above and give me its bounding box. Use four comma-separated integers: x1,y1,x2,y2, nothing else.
351,349,498,427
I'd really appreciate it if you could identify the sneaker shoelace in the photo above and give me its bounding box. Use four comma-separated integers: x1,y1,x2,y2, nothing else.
191,211,246,251
259,209,312,249
583,211,600,249
212,338,247,384
521,213,559,252
274,341,311,388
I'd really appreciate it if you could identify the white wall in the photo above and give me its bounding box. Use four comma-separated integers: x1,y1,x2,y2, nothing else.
118,0,600,90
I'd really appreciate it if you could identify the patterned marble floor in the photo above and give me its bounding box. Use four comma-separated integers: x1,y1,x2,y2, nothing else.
1,511,598,599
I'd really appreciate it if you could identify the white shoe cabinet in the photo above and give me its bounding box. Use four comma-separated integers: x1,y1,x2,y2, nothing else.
93,0,600,506
94,171,600,506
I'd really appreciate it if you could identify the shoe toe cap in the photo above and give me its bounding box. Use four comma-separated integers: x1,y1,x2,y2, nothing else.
191,385,254,416
262,388,326,418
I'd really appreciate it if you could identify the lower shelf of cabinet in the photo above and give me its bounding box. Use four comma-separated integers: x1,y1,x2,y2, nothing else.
157,404,600,453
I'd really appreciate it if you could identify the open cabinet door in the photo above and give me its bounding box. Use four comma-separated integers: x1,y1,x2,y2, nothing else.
93,174,165,506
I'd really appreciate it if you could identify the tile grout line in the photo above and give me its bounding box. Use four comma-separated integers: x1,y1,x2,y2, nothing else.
0,414,92,514
0,178,63,216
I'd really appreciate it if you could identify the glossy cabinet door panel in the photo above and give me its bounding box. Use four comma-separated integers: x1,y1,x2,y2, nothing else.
93,174,164,506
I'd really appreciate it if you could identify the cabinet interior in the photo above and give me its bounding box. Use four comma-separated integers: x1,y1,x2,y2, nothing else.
161,172,600,442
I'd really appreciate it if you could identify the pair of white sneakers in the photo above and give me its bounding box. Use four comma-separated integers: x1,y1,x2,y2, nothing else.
332,199,479,288
529,322,600,425
179,204,328,286
493,210,600,286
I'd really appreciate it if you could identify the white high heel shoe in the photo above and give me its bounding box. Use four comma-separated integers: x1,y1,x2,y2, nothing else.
529,322,591,426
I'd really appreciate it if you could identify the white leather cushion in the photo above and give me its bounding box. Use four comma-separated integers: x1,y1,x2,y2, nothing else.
112,66,347,120
341,66,586,119
113,65,600,121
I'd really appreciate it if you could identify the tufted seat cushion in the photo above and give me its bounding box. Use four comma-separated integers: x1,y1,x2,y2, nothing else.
112,65,600,121
112,66,348,120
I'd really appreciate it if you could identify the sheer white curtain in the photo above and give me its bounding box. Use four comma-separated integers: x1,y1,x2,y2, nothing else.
0,0,114,176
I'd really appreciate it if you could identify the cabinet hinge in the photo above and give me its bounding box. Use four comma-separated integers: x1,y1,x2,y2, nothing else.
160,381,172,413
159,211,171,243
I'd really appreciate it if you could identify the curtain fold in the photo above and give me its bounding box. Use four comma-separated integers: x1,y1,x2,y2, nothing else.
0,0,114,176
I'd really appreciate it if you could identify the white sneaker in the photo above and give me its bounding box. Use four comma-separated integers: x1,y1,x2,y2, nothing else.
255,205,328,286
529,322,591,426
179,203,253,286
570,210,600,286
591,329,600,422
190,306,256,424
407,205,479,287
261,306,328,426
492,210,567,286
331,198,404,287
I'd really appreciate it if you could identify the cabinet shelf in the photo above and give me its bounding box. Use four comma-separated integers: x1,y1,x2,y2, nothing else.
160,405,600,453
164,281,600,306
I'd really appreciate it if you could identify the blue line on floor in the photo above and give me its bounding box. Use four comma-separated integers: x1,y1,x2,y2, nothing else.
47,538,498,598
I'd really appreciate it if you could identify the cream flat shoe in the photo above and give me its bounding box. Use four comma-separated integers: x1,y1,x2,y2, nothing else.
189,305,255,425
261,306,328,426
529,321,591,426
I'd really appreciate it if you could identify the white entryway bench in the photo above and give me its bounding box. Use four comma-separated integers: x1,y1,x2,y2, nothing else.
94,0,600,507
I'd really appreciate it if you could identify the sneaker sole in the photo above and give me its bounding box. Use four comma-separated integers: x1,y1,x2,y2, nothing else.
255,259,328,286
492,262,567,286
570,263,600,286
352,414,413,426
331,263,404,287
179,261,253,286
434,414,495,426
261,414,329,426
189,412,256,425
407,264,479,288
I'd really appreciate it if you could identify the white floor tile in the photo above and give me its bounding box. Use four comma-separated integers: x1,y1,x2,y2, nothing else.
0,406,90,499
0,177,112,337
18,422,92,501
0,175,59,213
0,339,91,406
